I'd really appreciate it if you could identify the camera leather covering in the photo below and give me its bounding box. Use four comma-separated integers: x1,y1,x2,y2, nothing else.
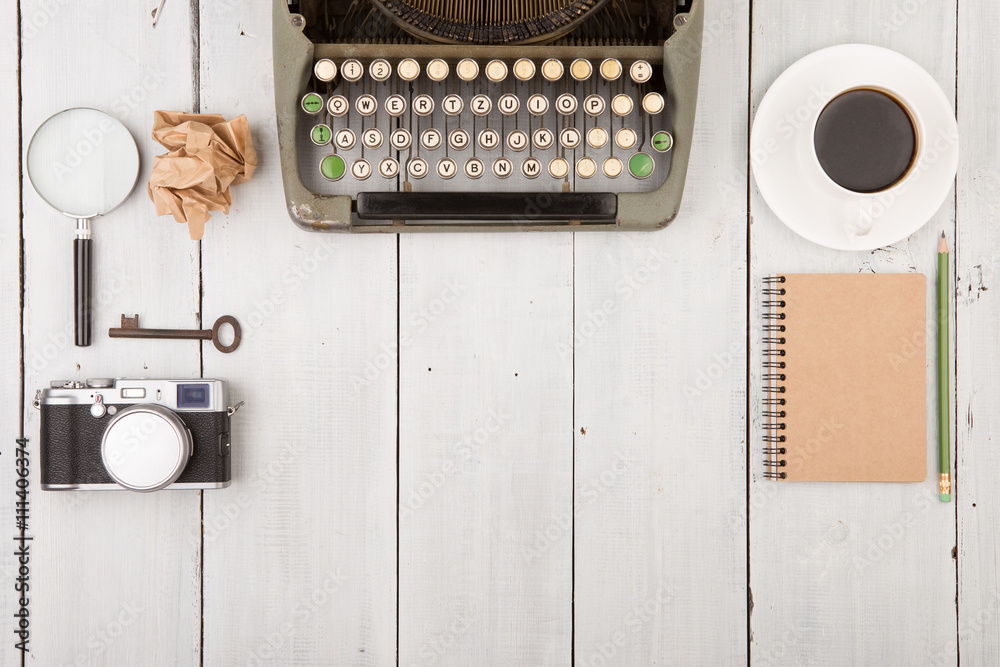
40,405,231,488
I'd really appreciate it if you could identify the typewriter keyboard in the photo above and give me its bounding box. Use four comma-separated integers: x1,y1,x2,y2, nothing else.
297,56,674,198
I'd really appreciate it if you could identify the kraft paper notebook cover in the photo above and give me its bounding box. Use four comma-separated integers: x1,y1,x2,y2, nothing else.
762,273,927,482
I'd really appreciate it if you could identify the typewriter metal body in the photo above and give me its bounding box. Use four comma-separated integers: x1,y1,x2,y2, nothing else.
273,0,704,232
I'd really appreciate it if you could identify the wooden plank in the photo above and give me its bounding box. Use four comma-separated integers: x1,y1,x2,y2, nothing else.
956,0,1000,663
18,1,202,664
197,2,399,664
397,234,574,665
572,2,750,664
748,2,959,664
1,3,23,665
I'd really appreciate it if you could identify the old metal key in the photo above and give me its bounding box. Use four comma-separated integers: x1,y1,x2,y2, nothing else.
109,314,241,353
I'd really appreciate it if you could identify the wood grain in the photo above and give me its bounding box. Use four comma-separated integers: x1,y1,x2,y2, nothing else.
956,0,1000,664
18,1,203,664
397,233,574,666
572,0,750,664
748,1,959,664
198,2,399,665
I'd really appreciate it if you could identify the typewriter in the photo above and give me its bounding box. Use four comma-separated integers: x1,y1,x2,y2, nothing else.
273,0,703,232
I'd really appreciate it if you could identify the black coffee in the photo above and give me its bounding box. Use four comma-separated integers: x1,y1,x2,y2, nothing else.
813,88,916,193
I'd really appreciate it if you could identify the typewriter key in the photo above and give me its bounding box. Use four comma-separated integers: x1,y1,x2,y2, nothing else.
600,58,623,81
457,59,480,81
587,127,608,149
443,94,464,116
493,158,513,179
652,131,673,153
352,159,372,180
342,59,363,82
328,95,349,117
560,128,581,149
413,94,435,116
335,129,356,150
471,94,492,117
356,94,378,117
421,128,443,150
378,157,399,178
398,58,421,81
630,60,652,84
549,157,569,179
577,157,597,179
528,94,549,116
479,129,500,150
408,157,429,179
449,129,471,150
320,155,346,181
603,157,624,178
437,158,458,179
615,128,637,150
391,129,412,150
362,128,384,149
301,92,324,115
571,59,593,81
612,94,634,117
533,128,555,150
542,59,564,81
310,124,332,146
507,130,528,152
642,92,665,115
584,95,606,117
385,94,407,117
628,152,655,179
522,157,542,179
514,58,536,81
465,157,485,179
427,59,449,81
314,59,337,82
369,59,392,82
556,94,577,115
498,94,520,115
486,60,508,83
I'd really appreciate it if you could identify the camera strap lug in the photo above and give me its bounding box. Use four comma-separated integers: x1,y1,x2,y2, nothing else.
228,401,245,417
32,390,41,410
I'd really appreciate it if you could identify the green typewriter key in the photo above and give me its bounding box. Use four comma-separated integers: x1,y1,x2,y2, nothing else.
628,152,654,179
301,92,324,115
652,131,674,153
310,124,332,146
320,155,346,181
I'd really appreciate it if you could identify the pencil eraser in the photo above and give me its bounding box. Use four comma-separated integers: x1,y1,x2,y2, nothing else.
940,493,952,502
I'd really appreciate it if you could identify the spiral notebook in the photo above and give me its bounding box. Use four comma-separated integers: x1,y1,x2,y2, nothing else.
762,273,927,482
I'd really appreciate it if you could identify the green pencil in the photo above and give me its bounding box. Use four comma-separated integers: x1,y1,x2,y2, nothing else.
938,232,952,502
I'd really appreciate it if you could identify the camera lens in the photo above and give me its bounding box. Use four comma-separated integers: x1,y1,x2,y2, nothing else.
177,383,211,409
101,405,193,492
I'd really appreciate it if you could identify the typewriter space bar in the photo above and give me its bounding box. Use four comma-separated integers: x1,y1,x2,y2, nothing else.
357,192,617,222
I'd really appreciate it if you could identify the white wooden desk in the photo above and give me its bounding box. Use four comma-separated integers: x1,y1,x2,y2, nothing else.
1,1,995,665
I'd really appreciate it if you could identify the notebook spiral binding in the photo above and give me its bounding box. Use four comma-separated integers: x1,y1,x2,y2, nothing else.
762,276,787,479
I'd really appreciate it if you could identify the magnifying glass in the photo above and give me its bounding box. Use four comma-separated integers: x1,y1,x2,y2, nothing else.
27,108,140,347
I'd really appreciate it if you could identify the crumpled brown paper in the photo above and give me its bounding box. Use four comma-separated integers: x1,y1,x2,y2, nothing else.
147,111,258,240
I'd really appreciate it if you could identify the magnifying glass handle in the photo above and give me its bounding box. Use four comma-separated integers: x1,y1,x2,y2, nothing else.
74,237,92,347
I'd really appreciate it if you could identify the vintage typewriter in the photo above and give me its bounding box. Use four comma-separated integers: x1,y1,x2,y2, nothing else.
273,0,703,232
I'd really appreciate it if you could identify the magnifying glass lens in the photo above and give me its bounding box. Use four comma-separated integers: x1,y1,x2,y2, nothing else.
27,108,140,218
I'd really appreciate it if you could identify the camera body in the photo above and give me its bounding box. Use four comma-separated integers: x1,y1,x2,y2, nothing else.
39,379,235,491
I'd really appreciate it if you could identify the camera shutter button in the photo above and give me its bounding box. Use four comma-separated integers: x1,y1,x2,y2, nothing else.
90,394,107,418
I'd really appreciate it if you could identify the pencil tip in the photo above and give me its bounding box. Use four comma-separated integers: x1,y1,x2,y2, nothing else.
939,233,949,253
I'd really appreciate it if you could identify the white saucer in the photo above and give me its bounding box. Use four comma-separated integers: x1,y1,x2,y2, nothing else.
750,44,959,251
